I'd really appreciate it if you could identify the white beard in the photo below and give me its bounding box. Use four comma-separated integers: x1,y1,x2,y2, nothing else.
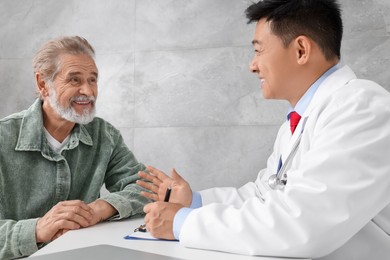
48,86,96,125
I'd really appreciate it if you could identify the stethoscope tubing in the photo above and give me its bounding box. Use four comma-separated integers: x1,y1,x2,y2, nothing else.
268,117,307,190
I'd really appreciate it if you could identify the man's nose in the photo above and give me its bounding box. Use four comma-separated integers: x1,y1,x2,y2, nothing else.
79,81,94,96
249,58,258,73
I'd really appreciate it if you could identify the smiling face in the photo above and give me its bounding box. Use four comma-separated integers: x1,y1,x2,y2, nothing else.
47,53,98,124
249,19,301,104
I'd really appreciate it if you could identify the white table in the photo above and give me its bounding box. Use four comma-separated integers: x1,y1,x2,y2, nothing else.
30,217,309,260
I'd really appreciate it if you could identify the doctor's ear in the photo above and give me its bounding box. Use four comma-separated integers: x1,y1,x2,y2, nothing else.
35,73,49,97
293,36,311,65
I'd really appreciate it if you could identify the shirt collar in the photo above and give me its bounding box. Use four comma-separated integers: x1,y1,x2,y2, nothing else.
288,63,340,119
16,99,93,152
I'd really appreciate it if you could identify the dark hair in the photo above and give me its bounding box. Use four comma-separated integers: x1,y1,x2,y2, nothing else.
245,0,343,60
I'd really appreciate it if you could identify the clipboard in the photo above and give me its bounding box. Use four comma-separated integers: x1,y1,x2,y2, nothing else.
124,231,177,242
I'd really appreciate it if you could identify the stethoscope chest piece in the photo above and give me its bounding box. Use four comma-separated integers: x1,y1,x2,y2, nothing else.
268,174,286,190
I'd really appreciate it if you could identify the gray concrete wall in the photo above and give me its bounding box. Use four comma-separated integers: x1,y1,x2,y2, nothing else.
1,0,389,190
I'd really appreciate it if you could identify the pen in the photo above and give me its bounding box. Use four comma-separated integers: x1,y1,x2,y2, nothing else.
164,187,172,202
134,187,172,233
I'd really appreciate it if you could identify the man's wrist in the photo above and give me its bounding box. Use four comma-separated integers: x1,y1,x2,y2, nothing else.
89,199,117,222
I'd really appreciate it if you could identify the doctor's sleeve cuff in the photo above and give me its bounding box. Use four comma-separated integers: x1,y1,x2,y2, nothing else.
173,207,194,240
190,191,202,208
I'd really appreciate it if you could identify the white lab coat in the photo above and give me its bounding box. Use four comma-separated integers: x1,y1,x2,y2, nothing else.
179,66,390,259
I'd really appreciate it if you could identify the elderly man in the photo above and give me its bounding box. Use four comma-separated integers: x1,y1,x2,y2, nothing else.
0,36,150,259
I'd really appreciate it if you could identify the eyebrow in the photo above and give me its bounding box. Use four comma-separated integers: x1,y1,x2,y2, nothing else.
67,71,98,78
91,71,98,78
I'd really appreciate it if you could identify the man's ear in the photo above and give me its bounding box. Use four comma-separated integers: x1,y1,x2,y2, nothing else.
35,73,49,97
293,35,312,65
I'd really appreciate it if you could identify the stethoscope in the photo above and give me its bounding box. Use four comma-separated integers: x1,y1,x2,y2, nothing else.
268,117,307,190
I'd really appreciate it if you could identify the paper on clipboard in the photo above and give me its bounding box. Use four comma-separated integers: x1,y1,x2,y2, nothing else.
124,231,158,240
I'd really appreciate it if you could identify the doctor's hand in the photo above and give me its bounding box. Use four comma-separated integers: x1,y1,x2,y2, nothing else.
143,201,183,240
137,166,193,207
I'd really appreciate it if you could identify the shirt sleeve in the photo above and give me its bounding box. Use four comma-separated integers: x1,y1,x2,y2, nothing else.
172,191,203,239
99,131,151,219
0,218,40,259
190,191,202,208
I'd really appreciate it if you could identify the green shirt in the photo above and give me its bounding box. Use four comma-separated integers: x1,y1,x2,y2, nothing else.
0,99,150,259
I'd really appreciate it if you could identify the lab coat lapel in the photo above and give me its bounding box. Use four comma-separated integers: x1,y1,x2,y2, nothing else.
280,116,305,164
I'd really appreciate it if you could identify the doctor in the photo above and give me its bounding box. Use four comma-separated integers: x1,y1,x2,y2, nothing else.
137,0,390,259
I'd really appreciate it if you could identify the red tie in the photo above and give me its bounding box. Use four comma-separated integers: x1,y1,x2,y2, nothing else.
289,111,301,134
